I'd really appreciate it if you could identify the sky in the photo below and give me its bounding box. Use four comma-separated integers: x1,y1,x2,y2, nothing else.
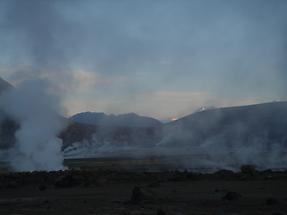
0,0,287,119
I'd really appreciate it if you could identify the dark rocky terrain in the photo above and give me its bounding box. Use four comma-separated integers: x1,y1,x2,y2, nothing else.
1,167,287,215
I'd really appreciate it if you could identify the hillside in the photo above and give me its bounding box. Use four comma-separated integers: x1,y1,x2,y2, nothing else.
162,101,287,148
63,113,163,156
60,122,162,150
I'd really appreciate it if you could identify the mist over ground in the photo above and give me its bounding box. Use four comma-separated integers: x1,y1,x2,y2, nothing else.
63,102,287,172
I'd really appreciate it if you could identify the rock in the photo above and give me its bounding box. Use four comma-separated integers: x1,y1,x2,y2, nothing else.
222,192,242,201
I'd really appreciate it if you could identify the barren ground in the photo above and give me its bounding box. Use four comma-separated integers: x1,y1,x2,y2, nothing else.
0,158,287,215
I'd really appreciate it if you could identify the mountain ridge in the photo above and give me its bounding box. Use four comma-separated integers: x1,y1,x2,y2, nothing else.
70,112,162,127
162,101,287,148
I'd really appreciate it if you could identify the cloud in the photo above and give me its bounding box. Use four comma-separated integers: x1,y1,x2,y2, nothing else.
1,0,287,117
64,88,260,119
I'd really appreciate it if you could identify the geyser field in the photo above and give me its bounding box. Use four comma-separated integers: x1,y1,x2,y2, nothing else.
2,0,287,214
1,100,287,215
1,78,287,214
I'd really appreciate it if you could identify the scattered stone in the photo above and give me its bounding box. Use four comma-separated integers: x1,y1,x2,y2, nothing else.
222,192,242,201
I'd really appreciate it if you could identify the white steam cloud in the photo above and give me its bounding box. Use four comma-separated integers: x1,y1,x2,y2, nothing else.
0,79,66,171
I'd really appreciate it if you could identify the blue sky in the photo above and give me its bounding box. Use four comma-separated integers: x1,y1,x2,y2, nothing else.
0,0,287,119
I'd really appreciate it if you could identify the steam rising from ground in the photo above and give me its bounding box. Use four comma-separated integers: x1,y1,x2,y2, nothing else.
0,79,66,171
155,139,287,172
0,0,69,171
65,134,287,172
64,103,287,172
1,1,287,172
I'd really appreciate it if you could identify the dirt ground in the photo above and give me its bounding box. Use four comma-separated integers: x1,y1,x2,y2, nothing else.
1,166,287,215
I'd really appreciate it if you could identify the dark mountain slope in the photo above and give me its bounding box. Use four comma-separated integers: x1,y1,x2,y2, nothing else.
163,101,287,148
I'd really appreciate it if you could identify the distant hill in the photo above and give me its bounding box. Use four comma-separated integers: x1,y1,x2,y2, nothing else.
60,122,162,151
162,101,287,148
63,112,163,151
64,101,287,159
71,112,162,127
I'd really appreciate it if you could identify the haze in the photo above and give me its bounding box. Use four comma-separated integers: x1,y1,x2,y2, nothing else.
0,0,287,119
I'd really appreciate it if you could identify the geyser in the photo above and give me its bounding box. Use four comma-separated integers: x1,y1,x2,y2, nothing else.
0,79,66,171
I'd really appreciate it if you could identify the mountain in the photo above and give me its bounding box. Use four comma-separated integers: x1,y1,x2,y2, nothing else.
2,87,287,162
162,101,287,148
64,102,287,150
60,121,162,150
63,112,163,155
62,112,163,150
63,101,287,160
71,112,162,127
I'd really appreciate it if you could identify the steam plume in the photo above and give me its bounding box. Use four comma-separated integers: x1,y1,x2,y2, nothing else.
0,0,70,171
0,79,66,171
